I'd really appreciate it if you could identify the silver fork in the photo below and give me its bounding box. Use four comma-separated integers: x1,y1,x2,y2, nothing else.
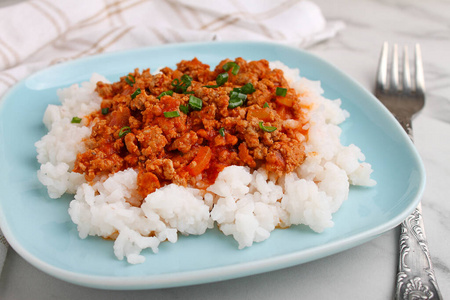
375,42,442,300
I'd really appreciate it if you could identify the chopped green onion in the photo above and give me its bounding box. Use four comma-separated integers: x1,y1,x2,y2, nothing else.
184,91,195,94
223,62,240,75
119,126,131,137
219,127,225,137
228,90,247,109
71,117,82,123
259,121,277,133
230,90,247,101
131,88,141,99
276,87,287,97
157,90,174,100
171,78,180,87
101,108,109,115
172,74,192,93
181,74,192,83
205,72,229,88
163,110,180,118
179,104,189,114
188,95,203,111
228,98,244,109
125,74,135,86
240,83,256,94
216,72,229,86
231,83,255,95
263,102,269,108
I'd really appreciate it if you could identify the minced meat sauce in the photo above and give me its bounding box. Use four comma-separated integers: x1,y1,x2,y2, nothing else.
73,58,309,205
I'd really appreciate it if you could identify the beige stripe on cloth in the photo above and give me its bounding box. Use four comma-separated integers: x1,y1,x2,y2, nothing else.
28,1,64,35
0,38,20,69
0,0,344,274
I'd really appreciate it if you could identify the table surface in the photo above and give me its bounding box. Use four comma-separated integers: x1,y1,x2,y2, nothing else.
1,0,449,299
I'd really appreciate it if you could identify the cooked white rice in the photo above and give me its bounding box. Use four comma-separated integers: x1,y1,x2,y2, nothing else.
35,61,376,264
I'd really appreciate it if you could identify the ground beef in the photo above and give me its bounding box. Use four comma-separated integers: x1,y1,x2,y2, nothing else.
73,58,309,205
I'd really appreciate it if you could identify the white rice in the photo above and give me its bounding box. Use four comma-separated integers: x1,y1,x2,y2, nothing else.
35,62,376,264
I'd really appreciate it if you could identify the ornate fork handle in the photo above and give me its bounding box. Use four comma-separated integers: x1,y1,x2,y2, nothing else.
395,204,442,300
394,119,442,300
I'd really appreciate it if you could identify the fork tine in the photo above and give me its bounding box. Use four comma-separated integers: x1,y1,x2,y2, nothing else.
376,42,389,91
415,44,425,95
390,44,399,92
403,46,411,93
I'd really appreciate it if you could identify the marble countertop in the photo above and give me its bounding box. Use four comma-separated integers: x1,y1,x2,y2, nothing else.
0,0,449,299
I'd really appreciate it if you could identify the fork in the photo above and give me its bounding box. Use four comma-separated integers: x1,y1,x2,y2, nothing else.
375,42,442,300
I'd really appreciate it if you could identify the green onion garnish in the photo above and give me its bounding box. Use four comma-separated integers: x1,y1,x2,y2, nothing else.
205,72,229,88
231,90,248,101
157,90,174,100
131,88,141,99
163,110,180,118
228,98,244,109
118,126,131,137
240,83,256,94
223,62,240,75
276,87,287,97
71,117,82,123
228,90,247,109
181,74,192,83
172,74,192,93
171,78,180,87
179,104,189,114
216,72,229,86
188,95,203,111
263,102,269,108
101,108,109,115
231,83,255,96
219,127,225,137
125,74,135,86
259,121,277,133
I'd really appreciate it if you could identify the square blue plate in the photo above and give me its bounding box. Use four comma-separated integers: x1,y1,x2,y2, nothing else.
0,41,425,290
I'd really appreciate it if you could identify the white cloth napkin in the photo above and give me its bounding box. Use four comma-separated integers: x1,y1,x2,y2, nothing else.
0,0,343,274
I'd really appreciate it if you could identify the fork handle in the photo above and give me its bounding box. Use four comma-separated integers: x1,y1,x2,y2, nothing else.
394,203,443,300
398,117,414,141
394,119,442,299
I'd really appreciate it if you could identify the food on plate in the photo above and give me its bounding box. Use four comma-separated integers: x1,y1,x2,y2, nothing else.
35,58,375,264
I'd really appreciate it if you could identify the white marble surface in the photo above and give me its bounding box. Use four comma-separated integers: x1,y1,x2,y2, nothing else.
1,0,449,299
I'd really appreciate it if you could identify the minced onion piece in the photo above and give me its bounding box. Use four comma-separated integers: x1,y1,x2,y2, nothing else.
188,95,203,111
131,88,141,99
118,126,131,137
258,121,277,132
163,110,180,118
276,87,287,97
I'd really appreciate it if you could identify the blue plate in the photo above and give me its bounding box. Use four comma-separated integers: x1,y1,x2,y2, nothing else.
0,41,425,290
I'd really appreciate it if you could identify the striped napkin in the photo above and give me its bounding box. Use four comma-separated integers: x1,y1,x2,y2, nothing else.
0,0,344,274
